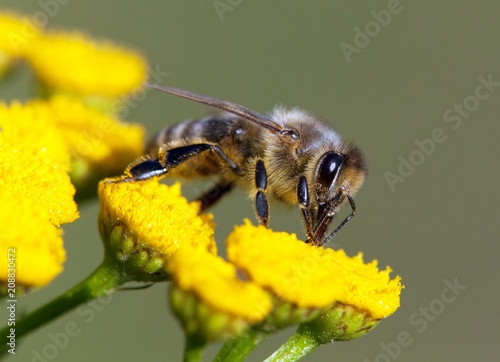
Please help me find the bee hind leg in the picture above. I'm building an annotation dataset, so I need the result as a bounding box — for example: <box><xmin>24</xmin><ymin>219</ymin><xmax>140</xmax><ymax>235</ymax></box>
<box><xmin>194</xmin><ymin>181</ymin><xmax>234</xmax><ymax>212</ymax></box>
<box><xmin>127</xmin><ymin>158</ymin><xmax>168</xmax><ymax>181</ymax></box>
<box><xmin>124</xmin><ymin>143</ymin><xmax>244</xmax><ymax>182</ymax></box>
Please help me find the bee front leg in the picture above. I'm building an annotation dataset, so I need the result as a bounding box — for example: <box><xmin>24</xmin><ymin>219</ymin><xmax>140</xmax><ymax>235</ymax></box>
<box><xmin>254</xmin><ymin>159</ymin><xmax>270</xmax><ymax>226</ymax></box>
<box><xmin>297</xmin><ymin>176</ymin><xmax>318</xmax><ymax>244</ymax></box>
<box><xmin>318</xmin><ymin>195</ymin><xmax>356</xmax><ymax>246</ymax></box>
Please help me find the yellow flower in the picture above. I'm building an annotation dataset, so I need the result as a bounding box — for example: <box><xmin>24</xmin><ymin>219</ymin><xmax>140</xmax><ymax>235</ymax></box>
<box><xmin>0</xmin><ymin>96</ymin><xmax>145</xmax><ymax>196</ymax></box>
<box><xmin>169</xmin><ymin>245</ymin><xmax>273</xmax><ymax>322</ymax></box>
<box><xmin>0</xmin><ymin>103</ymin><xmax>77</xmax><ymax>226</ymax></box>
<box><xmin>0</xmin><ymin>192</ymin><xmax>65</xmax><ymax>287</ymax></box>
<box><xmin>0</xmin><ymin>12</ymin><xmax>41</xmax><ymax>75</ymax></box>
<box><xmin>96</xmin><ymin>176</ymin><xmax>401</xmax><ymax>347</ymax></box>
<box><xmin>98</xmin><ymin>179</ymin><xmax>216</xmax><ymax>280</ymax></box>
<box><xmin>0</xmin><ymin>100</ymin><xmax>70</xmax><ymax>166</ymax></box>
<box><xmin>0</xmin><ymin>118</ymin><xmax>78</xmax><ymax>287</ymax></box>
<box><xmin>227</xmin><ymin>220</ymin><xmax>402</xmax><ymax>319</ymax></box>
<box><xmin>37</xmin><ymin>95</ymin><xmax>145</xmax><ymax>185</ymax></box>
<box><xmin>168</xmin><ymin>245</ymin><xmax>273</xmax><ymax>341</ymax></box>
<box><xmin>25</xmin><ymin>31</ymin><xmax>147</xmax><ymax>98</ymax></box>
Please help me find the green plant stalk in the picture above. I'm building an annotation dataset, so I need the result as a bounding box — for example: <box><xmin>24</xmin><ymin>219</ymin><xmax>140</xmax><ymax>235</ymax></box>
<box><xmin>0</xmin><ymin>256</ymin><xmax>125</xmax><ymax>355</ymax></box>
<box><xmin>214</xmin><ymin>328</ymin><xmax>268</xmax><ymax>362</ymax></box>
<box><xmin>264</xmin><ymin>323</ymin><xmax>321</xmax><ymax>362</ymax></box>
<box><xmin>183</xmin><ymin>337</ymin><xmax>206</xmax><ymax>362</ymax></box>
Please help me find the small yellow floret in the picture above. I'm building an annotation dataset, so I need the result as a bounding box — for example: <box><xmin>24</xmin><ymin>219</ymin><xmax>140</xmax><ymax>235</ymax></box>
<box><xmin>168</xmin><ymin>246</ymin><xmax>272</xmax><ymax>323</ymax></box>
<box><xmin>26</xmin><ymin>31</ymin><xmax>147</xmax><ymax>97</ymax></box>
<box><xmin>98</xmin><ymin>179</ymin><xmax>216</xmax><ymax>257</ymax></box>
<box><xmin>227</xmin><ymin>221</ymin><xmax>402</xmax><ymax>319</ymax></box>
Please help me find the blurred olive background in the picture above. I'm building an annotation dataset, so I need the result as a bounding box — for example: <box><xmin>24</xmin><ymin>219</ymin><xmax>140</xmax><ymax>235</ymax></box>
<box><xmin>1</xmin><ymin>1</ymin><xmax>499</xmax><ymax>361</ymax></box>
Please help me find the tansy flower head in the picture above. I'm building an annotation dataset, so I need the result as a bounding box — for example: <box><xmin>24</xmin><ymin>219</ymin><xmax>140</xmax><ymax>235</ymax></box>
<box><xmin>37</xmin><ymin>95</ymin><xmax>145</xmax><ymax>194</ymax></box>
<box><xmin>0</xmin><ymin>193</ymin><xmax>65</xmax><ymax>288</ymax></box>
<box><xmin>0</xmin><ymin>96</ymin><xmax>145</xmax><ymax>198</ymax></box>
<box><xmin>168</xmin><ymin>246</ymin><xmax>273</xmax><ymax>342</ymax></box>
<box><xmin>227</xmin><ymin>221</ymin><xmax>402</xmax><ymax>321</ymax></box>
<box><xmin>0</xmin><ymin>101</ymin><xmax>70</xmax><ymax>169</ymax></box>
<box><xmin>0</xmin><ymin>104</ymin><xmax>78</xmax><ymax>226</ymax></box>
<box><xmin>0</xmin><ymin>114</ymin><xmax>78</xmax><ymax>288</ymax></box>
<box><xmin>98</xmin><ymin>179</ymin><xmax>216</xmax><ymax>282</ymax></box>
<box><xmin>25</xmin><ymin>31</ymin><xmax>147</xmax><ymax>98</ymax></box>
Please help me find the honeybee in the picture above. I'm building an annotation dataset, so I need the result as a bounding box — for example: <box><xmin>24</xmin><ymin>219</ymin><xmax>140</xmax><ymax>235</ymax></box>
<box><xmin>123</xmin><ymin>84</ymin><xmax>367</xmax><ymax>246</ymax></box>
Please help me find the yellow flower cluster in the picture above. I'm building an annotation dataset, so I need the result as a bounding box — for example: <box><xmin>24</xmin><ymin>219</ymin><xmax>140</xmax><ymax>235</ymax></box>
<box><xmin>0</xmin><ymin>12</ymin><xmax>147</xmax><ymax>98</ymax></box>
<box><xmin>27</xmin><ymin>31</ymin><xmax>147</xmax><ymax>98</ymax></box>
<box><xmin>99</xmin><ymin>179</ymin><xmax>403</xmax><ymax>339</ymax></box>
<box><xmin>98</xmin><ymin>180</ymin><xmax>216</xmax><ymax>258</ymax></box>
<box><xmin>227</xmin><ymin>221</ymin><xmax>402</xmax><ymax>319</ymax></box>
<box><xmin>169</xmin><ymin>246</ymin><xmax>273</xmax><ymax>323</ymax></box>
<box><xmin>0</xmin><ymin>104</ymin><xmax>78</xmax><ymax>287</ymax></box>
<box><xmin>34</xmin><ymin>95</ymin><xmax>145</xmax><ymax>177</ymax></box>
<box><xmin>0</xmin><ymin>96</ymin><xmax>145</xmax><ymax>287</ymax></box>
<box><xmin>0</xmin><ymin>11</ymin><xmax>149</xmax><ymax>287</ymax></box>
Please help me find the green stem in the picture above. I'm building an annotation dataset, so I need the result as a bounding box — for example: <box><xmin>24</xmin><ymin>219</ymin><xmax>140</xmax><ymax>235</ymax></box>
<box><xmin>183</xmin><ymin>337</ymin><xmax>205</xmax><ymax>362</ymax></box>
<box><xmin>214</xmin><ymin>329</ymin><xmax>268</xmax><ymax>362</ymax></box>
<box><xmin>0</xmin><ymin>257</ymin><xmax>125</xmax><ymax>355</ymax></box>
<box><xmin>264</xmin><ymin>324</ymin><xmax>321</xmax><ymax>362</ymax></box>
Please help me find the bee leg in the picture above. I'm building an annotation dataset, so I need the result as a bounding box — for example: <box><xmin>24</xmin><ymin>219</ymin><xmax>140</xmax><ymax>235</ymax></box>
<box><xmin>254</xmin><ymin>159</ymin><xmax>269</xmax><ymax>226</ymax></box>
<box><xmin>127</xmin><ymin>158</ymin><xmax>168</xmax><ymax>181</ymax></box>
<box><xmin>318</xmin><ymin>195</ymin><xmax>356</xmax><ymax>246</ymax></box>
<box><xmin>194</xmin><ymin>181</ymin><xmax>234</xmax><ymax>212</ymax></box>
<box><xmin>297</xmin><ymin>176</ymin><xmax>318</xmax><ymax>244</ymax></box>
<box><xmin>126</xmin><ymin>143</ymin><xmax>244</xmax><ymax>181</ymax></box>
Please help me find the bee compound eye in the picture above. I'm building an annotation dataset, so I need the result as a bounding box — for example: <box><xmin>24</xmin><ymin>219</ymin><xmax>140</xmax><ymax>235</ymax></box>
<box><xmin>317</xmin><ymin>152</ymin><xmax>345</xmax><ymax>188</ymax></box>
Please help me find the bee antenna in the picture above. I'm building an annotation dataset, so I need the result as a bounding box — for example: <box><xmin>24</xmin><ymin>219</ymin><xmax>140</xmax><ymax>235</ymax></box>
<box><xmin>144</xmin><ymin>83</ymin><xmax>284</xmax><ymax>133</ymax></box>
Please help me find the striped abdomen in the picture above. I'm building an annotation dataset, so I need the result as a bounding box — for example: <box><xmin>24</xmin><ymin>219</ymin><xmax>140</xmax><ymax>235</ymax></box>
<box><xmin>146</xmin><ymin>113</ymin><xmax>264</xmax><ymax>179</ymax></box>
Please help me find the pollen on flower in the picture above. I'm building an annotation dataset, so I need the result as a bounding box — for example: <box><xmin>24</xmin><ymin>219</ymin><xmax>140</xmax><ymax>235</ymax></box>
<box><xmin>168</xmin><ymin>245</ymin><xmax>273</xmax><ymax>323</ymax></box>
<box><xmin>227</xmin><ymin>220</ymin><xmax>402</xmax><ymax>319</ymax></box>
<box><xmin>0</xmin><ymin>193</ymin><xmax>65</xmax><ymax>287</ymax></box>
<box><xmin>25</xmin><ymin>31</ymin><xmax>147</xmax><ymax>97</ymax></box>
<box><xmin>0</xmin><ymin>101</ymin><xmax>71</xmax><ymax>168</ymax></box>
<box><xmin>0</xmin><ymin>118</ymin><xmax>78</xmax><ymax>226</ymax></box>
<box><xmin>98</xmin><ymin>179</ymin><xmax>216</xmax><ymax>258</ymax></box>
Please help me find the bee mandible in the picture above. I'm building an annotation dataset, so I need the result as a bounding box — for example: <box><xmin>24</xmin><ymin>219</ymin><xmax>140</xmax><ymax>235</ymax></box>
<box><xmin>123</xmin><ymin>84</ymin><xmax>367</xmax><ymax>246</ymax></box>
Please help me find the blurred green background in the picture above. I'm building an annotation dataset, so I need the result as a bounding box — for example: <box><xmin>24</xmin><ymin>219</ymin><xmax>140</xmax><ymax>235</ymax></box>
<box><xmin>1</xmin><ymin>1</ymin><xmax>499</xmax><ymax>361</ymax></box>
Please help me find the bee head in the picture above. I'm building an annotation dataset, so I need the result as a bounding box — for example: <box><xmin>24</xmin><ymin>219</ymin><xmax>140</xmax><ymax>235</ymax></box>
<box><xmin>314</xmin><ymin>143</ymin><xmax>367</xmax><ymax>209</ymax></box>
